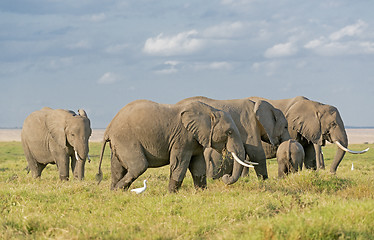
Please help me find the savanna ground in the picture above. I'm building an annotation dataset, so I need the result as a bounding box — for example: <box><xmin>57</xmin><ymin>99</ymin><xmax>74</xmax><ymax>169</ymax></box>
<box><xmin>1</xmin><ymin>142</ymin><xmax>374</xmax><ymax>239</ymax></box>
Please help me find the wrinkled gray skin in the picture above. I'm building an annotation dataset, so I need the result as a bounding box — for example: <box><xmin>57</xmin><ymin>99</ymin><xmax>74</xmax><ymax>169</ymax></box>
<box><xmin>250</xmin><ymin>96</ymin><xmax>361</xmax><ymax>173</ymax></box>
<box><xmin>177</xmin><ymin>96</ymin><xmax>290</xmax><ymax>183</ymax></box>
<box><xmin>96</xmin><ymin>100</ymin><xmax>246</xmax><ymax>193</ymax></box>
<box><xmin>21</xmin><ymin>107</ymin><xmax>91</xmax><ymax>180</ymax></box>
<box><xmin>276</xmin><ymin>139</ymin><xmax>304</xmax><ymax>178</ymax></box>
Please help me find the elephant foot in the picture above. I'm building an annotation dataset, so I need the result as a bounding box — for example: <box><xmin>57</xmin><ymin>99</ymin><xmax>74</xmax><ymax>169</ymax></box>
<box><xmin>241</xmin><ymin>167</ymin><xmax>249</xmax><ymax>177</ymax></box>
<box><xmin>168</xmin><ymin>179</ymin><xmax>183</xmax><ymax>193</ymax></box>
<box><xmin>59</xmin><ymin>175</ymin><xmax>69</xmax><ymax>181</ymax></box>
<box><xmin>257</xmin><ymin>173</ymin><xmax>268</xmax><ymax>180</ymax></box>
<box><xmin>192</xmin><ymin>175</ymin><xmax>207</xmax><ymax>190</ymax></box>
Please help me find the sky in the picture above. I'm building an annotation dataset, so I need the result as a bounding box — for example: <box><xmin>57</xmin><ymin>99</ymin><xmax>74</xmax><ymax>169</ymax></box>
<box><xmin>0</xmin><ymin>0</ymin><xmax>373</xmax><ymax>128</ymax></box>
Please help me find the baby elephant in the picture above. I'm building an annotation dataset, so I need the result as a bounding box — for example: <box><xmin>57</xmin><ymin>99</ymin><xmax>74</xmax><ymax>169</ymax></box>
<box><xmin>22</xmin><ymin>107</ymin><xmax>92</xmax><ymax>180</ymax></box>
<box><xmin>276</xmin><ymin>139</ymin><xmax>304</xmax><ymax>178</ymax></box>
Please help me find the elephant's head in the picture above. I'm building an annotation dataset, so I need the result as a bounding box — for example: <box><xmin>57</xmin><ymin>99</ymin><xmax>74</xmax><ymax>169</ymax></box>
<box><xmin>254</xmin><ymin>100</ymin><xmax>290</xmax><ymax>146</ymax></box>
<box><xmin>181</xmin><ymin>101</ymin><xmax>249</xmax><ymax>185</ymax></box>
<box><xmin>46</xmin><ymin>109</ymin><xmax>92</xmax><ymax>179</ymax></box>
<box><xmin>286</xmin><ymin>98</ymin><xmax>368</xmax><ymax>173</ymax></box>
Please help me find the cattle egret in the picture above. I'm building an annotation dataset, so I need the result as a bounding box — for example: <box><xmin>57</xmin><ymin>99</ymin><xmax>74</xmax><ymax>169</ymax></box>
<box><xmin>131</xmin><ymin>180</ymin><xmax>147</xmax><ymax>194</ymax></box>
<box><xmin>351</xmin><ymin>163</ymin><xmax>354</xmax><ymax>171</ymax></box>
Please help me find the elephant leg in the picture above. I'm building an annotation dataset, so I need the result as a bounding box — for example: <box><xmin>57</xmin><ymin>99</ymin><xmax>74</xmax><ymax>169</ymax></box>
<box><xmin>241</xmin><ymin>167</ymin><xmax>249</xmax><ymax>177</ymax></box>
<box><xmin>210</xmin><ymin>150</ymin><xmax>230</xmax><ymax>179</ymax></box>
<box><xmin>71</xmin><ymin>155</ymin><xmax>77</xmax><ymax>176</ymax></box>
<box><xmin>57</xmin><ymin>156</ymin><xmax>70</xmax><ymax>181</ymax></box>
<box><xmin>320</xmin><ymin>150</ymin><xmax>325</xmax><ymax>169</ymax></box>
<box><xmin>113</xmin><ymin>149</ymin><xmax>148</xmax><ymax>191</ymax></box>
<box><xmin>25</xmin><ymin>157</ymin><xmax>45</xmax><ymax>178</ymax></box>
<box><xmin>204</xmin><ymin>149</ymin><xmax>214</xmax><ymax>179</ymax></box>
<box><xmin>313</xmin><ymin>144</ymin><xmax>325</xmax><ymax>170</ymax></box>
<box><xmin>278</xmin><ymin>162</ymin><xmax>287</xmax><ymax>178</ymax></box>
<box><xmin>23</xmin><ymin>145</ymin><xmax>45</xmax><ymax>178</ymax></box>
<box><xmin>245</xmin><ymin>144</ymin><xmax>268</xmax><ymax>180</ymax></box>
<box><xmin>169</xmin><ymin>150</ymin><xmax>192</xmax><ymax>193</ymax></box>
<box><xmin>189</xmin><ymin>155</ymin><xmax>207</xmax><ymax>190</ymax></box>
<box><xmin>303</xmin><ymin>144</ymin><xmax>317</xmax><ymax>170</ymax></box>
<box><xmin>110</xmin><ymin>153</ymin><xmax>127</xmax><ymax>190</ymax></box>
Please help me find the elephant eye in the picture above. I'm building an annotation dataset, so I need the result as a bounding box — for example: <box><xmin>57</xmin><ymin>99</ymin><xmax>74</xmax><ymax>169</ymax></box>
<box><xmin>226</xmin><ymin>130</ymin><xmax>233</xmax><ymax>136</ymax></box>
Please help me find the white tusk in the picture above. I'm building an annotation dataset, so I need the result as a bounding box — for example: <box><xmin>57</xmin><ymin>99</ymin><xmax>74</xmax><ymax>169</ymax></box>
<box><xmin>75</xmin><ymin>151</ymin><xmax>81</xmax><ymax>161</ymax></box>
<box><xmin>335</xmin><ymin>141</ymin><xmax>369</xmax><ymax>154</ymax></box>
<box><xmin>231</xmin><ymin>152</ymin><xmax>257</xmax><ymax>168</ymax></box>
<box><xmin>243</xmin><ymin>159</ymin><xmax>259</xmax><ymax>166</ymax></box>
<box><xmin>88</xmin><ymin>154</ymin><xmax>91</xmax><ymax>163</ymax></box>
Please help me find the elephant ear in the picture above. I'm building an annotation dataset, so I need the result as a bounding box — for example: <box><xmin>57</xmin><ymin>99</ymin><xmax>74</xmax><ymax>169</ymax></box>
<box><xmin>254</xmin><ymin>100</ymin><xmax>277</xmax><ymax>145</ymax></box>
<box><xmin>181</xmin><ymin>101</ymin><xmax>215</xmax><ymax>148</ymax></box>
<box><xmin>273</xmin><ymin>108</ymin><xmax>288</xmax><ymax>133</ymax></box>
<box><xmin>46</xmin><ymin>109</ymin><xmax>68</xmax><ymax>148</ymax></box>
<box><xmin>286</xmin><ymin>101</ymin><xmax>322</xmax><ymax>145</ymax></box>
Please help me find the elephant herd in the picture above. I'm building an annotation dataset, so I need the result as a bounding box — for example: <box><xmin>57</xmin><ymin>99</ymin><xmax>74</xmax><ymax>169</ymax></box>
<box><xmin>21</xmin><ymin>96</ymin><xmax>369</xmax><ymax>193</ymax></box>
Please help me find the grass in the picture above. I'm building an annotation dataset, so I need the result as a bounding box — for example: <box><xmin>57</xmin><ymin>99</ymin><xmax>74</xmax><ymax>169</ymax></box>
<box><xmin>1</xmin><ymin>142</ymin><xmax>374</xmax><ymax>239</ymax></box>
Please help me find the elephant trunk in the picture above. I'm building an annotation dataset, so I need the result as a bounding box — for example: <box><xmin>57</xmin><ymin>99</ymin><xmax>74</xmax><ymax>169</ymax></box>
<box><xmin>73</xmin><ymin>142</ymin><xmax>89</xmax><ymax>180</ymax></box>
<box><xmin>330</xmin><ymin>132</ymin><xmax>369</xmax><ymax>173</ymax></box>
<box><xmin>329</xmin><ymin>129</ymin><xmax>348</xmax><ymax>174</ymax></box>
<box><xmin>74</xmin><ymin>158</ymin><xmax>86</xmax><ymax>180</ymax></box>
<box><xmin>222</xmin><ymin>136</ymin><xmax>249</xmax><ymax>185</ymax></box>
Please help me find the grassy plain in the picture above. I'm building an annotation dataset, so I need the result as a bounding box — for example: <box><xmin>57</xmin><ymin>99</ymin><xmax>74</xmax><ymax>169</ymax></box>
<box><xmin>0</xmin><ymin>142</ymin><xmax>374</xmax><ymax>239</ymax></box>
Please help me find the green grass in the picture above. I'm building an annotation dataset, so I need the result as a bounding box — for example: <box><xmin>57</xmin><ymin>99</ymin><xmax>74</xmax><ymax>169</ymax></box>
<box><xmin>1</xmin><ymin>142</ymin><xmax>374</xmax><ymax>239</ymax></box>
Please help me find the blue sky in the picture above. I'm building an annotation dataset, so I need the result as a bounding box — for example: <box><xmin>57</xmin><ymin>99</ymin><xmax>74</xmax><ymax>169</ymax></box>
<box><xmin>1</xmin><ymin>0</ymin><xmax>373</xmax><ymax>128</ymax></box>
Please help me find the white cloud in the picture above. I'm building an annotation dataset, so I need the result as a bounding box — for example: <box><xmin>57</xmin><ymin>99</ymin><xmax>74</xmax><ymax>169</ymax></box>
<box><xmin>304</xmin><ymin>20</ymin><xmax>374</xmax><ymax>56</ymax></box>
<box><xmin>203</xmin><ymin>21</ymin><xmax>245</xmax><ymax>38</ymax></box>
<box><xmin>304</xmin><ymin>37</ymin><xmax>325</xmax><ymax>49</ymax></box>
<box><xmin>97</xmin><ymin>72</ymin><xmax>120</xmax><ymax>84</ymax></box>
<box><xmin>155</xmin><ymin>61</ymin><xmax>180</xmax><ymax>74</ymax></box>
<box><xmin>194</xmin><ymin>61</ymin><xmax>233</xmax><ymax>71</ymax></box>
<box><xmin>143</xmin><ymin>30</ymin><xmax>204</xmax><ymax>56</ymax></box>
<box><xmin>264</xmin><ymin>42</ymin><xmax>298</xmax><ymax>58</ymax></box>
<box><xmin>329</xmin><ymin>20</ymin><xmax>367</xmax><ymax>41</ymax></box>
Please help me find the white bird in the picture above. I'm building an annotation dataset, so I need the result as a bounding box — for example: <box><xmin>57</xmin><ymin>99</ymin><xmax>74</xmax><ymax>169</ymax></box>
<box><xmin>351</xmin><ymin>163</ymin><xmax>354</xmax><ymax>171</ymax></box>
<box><xmin>130</xmin><ymin>180</ymin><xmax>147</xmax><ymax>194</ymax></box>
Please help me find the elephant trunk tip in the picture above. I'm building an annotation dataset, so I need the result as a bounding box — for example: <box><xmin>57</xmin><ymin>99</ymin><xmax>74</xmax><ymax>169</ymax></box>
<box><xmin>222</xmin><ymin>174</ymin><xmax>235</xmax><ymax>185</ymax></box>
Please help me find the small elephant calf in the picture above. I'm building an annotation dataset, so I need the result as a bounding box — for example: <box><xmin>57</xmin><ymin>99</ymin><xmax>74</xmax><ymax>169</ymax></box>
<box><xmin>276</xmin><ymin>139</ymin><xmax>304</xmax><ymax>178</ymax></box>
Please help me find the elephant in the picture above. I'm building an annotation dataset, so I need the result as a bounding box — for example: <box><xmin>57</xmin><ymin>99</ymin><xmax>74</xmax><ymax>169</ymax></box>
<box><xmin>96</xmin><ymin>100</ymin><xmax>248</xmax><ymax>193</ymax></box>
<box><xmin>177</xmin><ymin>96</ymin><xmax>291</xmax><ymax>183</ymax></box>
<box><xmin>276</xmin><ymin>139</ymin><xmax>304</xmax><ymax>178</ymax></box>
<box><xmin>249</xmin><ymin>96</ymin><xmax>369</xmax><ymax>173</ymax></box>
<box><xmin>21</xmin><ymin>107</ymin><xmax>92</xmax><ymax>180</ymax></box>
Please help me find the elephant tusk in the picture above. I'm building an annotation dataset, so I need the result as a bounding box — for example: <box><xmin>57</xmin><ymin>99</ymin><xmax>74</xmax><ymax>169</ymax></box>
<box><xmin>88</xmin><ymin>154</ymin><xmax>91</xmax><ymax>163</ymax></box>
<box><xmin>335</xmin><ymin>141</ymin><xmax>369</xmax><ymax>154</ymax></box>
<box><xmin>75</xmin><ymin>151</ymin><xmax>82</xmax><ymax>161</ymax></box>
<box><xmin>231</xmin><ymin>152</ymin><xmax>257</xmax><ymax>168</ymax></box>
<box><xmin>243</xmin><ymin>159</ymin><xmax>259</xmax><ymax>166</ymax></box>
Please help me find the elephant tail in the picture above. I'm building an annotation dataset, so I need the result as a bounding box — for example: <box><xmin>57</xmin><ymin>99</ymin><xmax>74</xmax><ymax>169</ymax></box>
<box><xmin>287</xmin><ymin>140</ymin><xmax>292</xmax><ymax>161</ymax></box>
<box><xmin>96</xmin><ymin>136</ymin><xmax>110</xmax><ymax>185</ymax></box>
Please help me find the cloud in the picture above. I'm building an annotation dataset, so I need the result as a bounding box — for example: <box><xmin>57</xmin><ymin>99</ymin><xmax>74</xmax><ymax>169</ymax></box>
<box><xmin>329</xmin><ymin>20</ymin><xmax>367</xmax><ymax>41</ymax></box>
<box><xmin>143</xmin><ymin>30</ymin><xmax>204</xmax><ymax>56</ymax></box>
<box><xmin>97</xmin><ymin>72</ymin><xmax>120</xmax><ymax>84</ymax></box>
<box><xmin>194</xmin><ymin>61</ymin><xmax>233</xmax><ymax>71</ymax></box>
<box><xmin>154</xmin><ymin>61</ymin><xmax>180</xmax><ymax>74</ymax></box>
<box><xmin>203</xmin><ymin>21</ymin><xmax>246</xmax><ymax>38</ymax></box>
<box><xmin>304</xmin><ymin>20</ymin><xmax>374</xmax><ymax>56</ymax></box>
<box><xmin>264</xmin><ymin>42</ymin><xmax>298</xmax><ymax>58</ymax></box>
